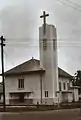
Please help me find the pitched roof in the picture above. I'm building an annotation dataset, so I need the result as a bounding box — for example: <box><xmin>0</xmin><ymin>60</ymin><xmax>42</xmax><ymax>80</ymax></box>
<box><xmin>5</xmin><ymin>59</ymin><xmax>72</xmax><ymax>78</ymax></box>
<box><xmin>58</xmin><ymin>67</ymin><xmax>72</xmax><ymax>78</ymax></box>
<box><xmin>5</xmin><ymin>59</ymin><xmax>45</xmax><ymax>75</ymax></box>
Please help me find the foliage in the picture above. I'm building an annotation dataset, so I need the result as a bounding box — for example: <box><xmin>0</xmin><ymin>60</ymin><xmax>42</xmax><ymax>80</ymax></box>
<box><xmin>72</xmin><ymin>70</ymin><xmax>81</xmax><ymax>94</ymax></box>
<box><xmin>72</xmin><ymin>70</ymin><xmax>81</xmax><ymax>86</ymax></box>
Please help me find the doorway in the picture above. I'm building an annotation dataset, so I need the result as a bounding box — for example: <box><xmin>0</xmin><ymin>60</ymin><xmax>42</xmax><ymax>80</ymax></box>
<box><xmin>19</xmin><ymin>93</ymin><xmax>24</xmax><ymax>103</ymax></box>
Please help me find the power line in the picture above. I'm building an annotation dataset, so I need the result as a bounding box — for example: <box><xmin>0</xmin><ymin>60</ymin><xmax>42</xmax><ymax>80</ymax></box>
<box><xmin>4</xmin><ymin>41</ymin><xmax>81</xmax><ymax>45</ymax></box>
<box><xmin>57</xmin><ymin>0</ymin><xmax>81</xmax><ymax>11</ymax></box>
<box><xmin>64</xmin><ymin>0</ymin><xmax>81</xmax><ymax>8</ymax></box>
<box><xmin>3</xmin><ymin>40</ymin><xmax>81</xmax><ymax>46</ymax></box>
<box><xmin>2</xmin><ymin>37</ymin><xmax>81</xmax><ymax>47</ymax></box>
<box><xmin>4</xmin><ymin>38</ymin><xmax>81</xmax><ymax>41</ymax></box>
<box><xmin>56</xmin><ymin>0</ymin><xmax>81</xmax><ymax>12</ymax></box>
<box><xmin>3</xmin><ymin>44</ymin><xmax>81</xmax><ymax>47</ymax></box>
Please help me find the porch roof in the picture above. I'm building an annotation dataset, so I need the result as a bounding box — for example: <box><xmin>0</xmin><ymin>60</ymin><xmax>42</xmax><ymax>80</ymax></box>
<box><xmin>9</xmin><ymin>92</ymin><xmax>32</xmax><ymax>94</ymax></box>
<box><xmin>61</xmin><ymin>91</ymin><xmax>72</xmax><ymax>93</ymax></box>
<box><xmin>70</xmin><ymin>86</ymin><xmax>80</xmax><ymax>89</ymax></box>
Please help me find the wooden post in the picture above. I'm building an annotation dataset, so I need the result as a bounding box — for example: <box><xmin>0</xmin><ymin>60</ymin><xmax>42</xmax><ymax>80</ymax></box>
<box><xmin>0</xmin><ymin>36</ymin><xmax>6</xmax><ymax>111</ymax></box>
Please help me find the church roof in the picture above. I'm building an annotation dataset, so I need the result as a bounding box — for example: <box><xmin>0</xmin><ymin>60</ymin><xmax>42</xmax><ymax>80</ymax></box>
<box><xmin>5</xmin><ymin>59</ymin><xmax>72</xmax><ymax>78</ymax></box>
<box><xmin>5</xmin><ymin>59</ymin><xmax>45</xmax><ymax>76</ymax></box>
<box><xmin>58</xmin><ymin>67</ymin><xmax>72</xmax><ymax>78</ymax></box>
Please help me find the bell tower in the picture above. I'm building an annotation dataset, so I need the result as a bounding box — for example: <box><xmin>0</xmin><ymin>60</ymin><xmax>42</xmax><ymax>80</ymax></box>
<box><xmin>39</xmin><ymin>11</ymin><xmax>59</xmax><ymax>103</ymax></box>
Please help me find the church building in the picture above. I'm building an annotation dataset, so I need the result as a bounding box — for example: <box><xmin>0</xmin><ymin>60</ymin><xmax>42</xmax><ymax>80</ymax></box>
<box><xmin>4</xmin><ymin>11</ymin><xmax>79</xmax><ymax>105</ymax></box>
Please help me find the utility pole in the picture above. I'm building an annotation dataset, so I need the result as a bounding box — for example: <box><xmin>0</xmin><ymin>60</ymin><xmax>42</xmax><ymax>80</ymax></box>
<box><xmin>0</xmin><ymin>36</ymin><xmax>6</xmax><ymax>111</ymax></box>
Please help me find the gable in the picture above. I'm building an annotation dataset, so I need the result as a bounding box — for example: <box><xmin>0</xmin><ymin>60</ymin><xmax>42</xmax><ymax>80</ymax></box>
<box><xmin>58</xmin><ymin>67</ymin><xmax>72</xmax><ymax>78</ymax></box>
<box><xmin>5</xmin><ymin>59</ymin><xmax>45</xmax><ymax>75</ymax></box>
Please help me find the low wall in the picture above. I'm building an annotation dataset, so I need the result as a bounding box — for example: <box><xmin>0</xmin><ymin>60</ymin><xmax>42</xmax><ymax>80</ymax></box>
<box><xmin>8</xmin><ymin>98</ymin><xmax>59</xmax><ymax>105</ymax></box>
<box><xmin>9</xmin><ymin>99</ymin><xmax>33</xmax><ymax>105</ymax></box>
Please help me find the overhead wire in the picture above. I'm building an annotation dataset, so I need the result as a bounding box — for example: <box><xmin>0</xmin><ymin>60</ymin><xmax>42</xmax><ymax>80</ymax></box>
<box><xmin>4</xmin><ymin>37</ymin><xmax>81</xmax><ymax>41</ymax></box>
<box><xmin>56</xmin><ymin>0</ymin><xmax>81</xmax><ymax>12</ymax></box>
<box><xmin>1</xmin><ymin>0</ymin><xmax>81</xmax><ymax>47</ymax></box>
<box><xmin>64</xmin><ymin>0</ymin><xmax>81</xmax><ymax>8</ymax></box>
<box><xmin>2</xmin><ymin>0</ymin><xmax>81</xmax><ymax>47</ymax></box>
<box><xmin>0</xmin><ymin>37</ymin><xmax>80</xmax><ymax>47</ymax></box>
<box><xmin>3</xmin><ymin>42</ymin><xmax>81</xmax><ymax>47</ymax></box>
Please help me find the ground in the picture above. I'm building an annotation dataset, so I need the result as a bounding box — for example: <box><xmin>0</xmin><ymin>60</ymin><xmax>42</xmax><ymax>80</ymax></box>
<box><xmin>0</xmin><ymin>108</ymin><xmax>81</xmax><ymax>120</ymax></box>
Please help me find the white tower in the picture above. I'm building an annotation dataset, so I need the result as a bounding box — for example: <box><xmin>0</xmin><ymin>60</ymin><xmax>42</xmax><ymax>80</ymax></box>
<box><xmin>39</xmin><ymin>11</ymin><xmax>58</xmax><ymax>104</ymax></box>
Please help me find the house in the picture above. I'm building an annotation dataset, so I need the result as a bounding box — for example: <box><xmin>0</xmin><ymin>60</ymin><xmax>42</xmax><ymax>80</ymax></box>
<box><xmin>5</xmin><ymin>59</ymin><xmax>45</xmax><ymax>105</ymax></box>
<box><xmin>58</xmin><ymin>68</ymin><xmax>79</xmax><ymax>103</ymax></box>
<box><xmin>4</xmin><ymin>58</ymin><xmax>79</xmax><ymax>105</ymax></box>
<box><xmin>4</xmin><ymin>12</ymin><xmax>79</xmax><ymax>105</ymax></box>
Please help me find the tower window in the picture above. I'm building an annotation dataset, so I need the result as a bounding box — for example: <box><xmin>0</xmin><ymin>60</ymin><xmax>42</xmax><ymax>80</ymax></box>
<box><xmin>53</xmin><ymin>39</ymin><xmax>56</xmax><ymax>50</ymax></box>
<box><xmin>45</xmin><ymin>91</ymin><xmax>48</xmax><ymax>97</ymax></box>
<box><xmin>67</xmin><ymin>83</ymin><xmax>69</xmax><ymax>90</ymax></box>
<box><xmin>43</xmin><ymin>39</ymin><xmax>47</xmax><ymax>50</ymax></box>
<box><xmin>18</xmin><ymin>79</ymin><xmax>24</xmax><ymax>89</ymax></box>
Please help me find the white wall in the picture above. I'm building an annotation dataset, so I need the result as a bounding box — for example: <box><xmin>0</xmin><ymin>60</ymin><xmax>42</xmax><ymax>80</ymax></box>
<box><xmin>73</xmin><ymin>89</ymin><xmax>79</xmax><ymax>101</ymax></box>
<box><xmin>5</xmin><ymin>73</ymin><xmax>41</xmax><ymax>104</ymax></box>
<box><xmin>68</xmin><ymin>93</ymin><xmax>73</xmax><ymax>102</ymax></box>
<box><xmin>0</xmin><ymin>94</ymin><xmax>3</xmax><ymax>103</ymax></box>
<box><xmin>58</xmin><ymin>77</ymin><xmax>79</xmax><ymax>102</ymax></box>
<box><xmin>69</xmin><ymin>81</ymin><xmax>73</xmax><ymax>87</ymax></box>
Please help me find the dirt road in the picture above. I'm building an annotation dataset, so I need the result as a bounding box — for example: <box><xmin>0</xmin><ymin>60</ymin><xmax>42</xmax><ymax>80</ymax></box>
<box><xmin>0</xmin><ymin>108</ymin><xmax>81</xmax><ymax>120</ymax></box>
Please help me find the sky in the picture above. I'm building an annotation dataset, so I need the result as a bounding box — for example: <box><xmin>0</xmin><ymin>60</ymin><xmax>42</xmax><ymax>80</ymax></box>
<box><xmin>0</xmin><ymin>0</ymin><xmax>81</xmax><ymax>77</ymax></box>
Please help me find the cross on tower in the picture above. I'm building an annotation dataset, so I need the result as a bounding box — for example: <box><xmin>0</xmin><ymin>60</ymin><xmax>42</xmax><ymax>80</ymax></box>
<box><xmin>40</xmin><ymin>11</ymin><xmax>49</xmax><ymax>35</ymax></box>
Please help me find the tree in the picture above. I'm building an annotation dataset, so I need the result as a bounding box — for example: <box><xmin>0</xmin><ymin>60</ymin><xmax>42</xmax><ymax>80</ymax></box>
<box><xmin>72</xmin><ymin>70</ymin><xmax>81</xmax><ymax>94</ymax></box>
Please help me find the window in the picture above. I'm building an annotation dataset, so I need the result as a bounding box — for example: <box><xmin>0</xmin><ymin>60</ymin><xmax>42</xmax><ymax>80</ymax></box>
<box><xmin>45</xmin><ymin>91</ymin><xmax>48</xmax><ymax>97</ymax></box>
<box><xmin>63</xmin><ymin>82</ymin><xmax>66</xmax><ymax>90</ymax></box>
<box><xmin>53</xmin><ymin>39</ymin><xmax>56</xmax><ymax>50</ymax></box>
<box><xmin>59</xmin><ymin>82</ymin><xmax>61</xmax><ymax>91</ymax></box>
<box><xmin>18</xmin><ymin>79</ymin><xmax>24</xmax><ymax>89</ymax></box>
<box><xmin>43</xmin><ymin>39</ymin><xmax>47</xmax><ymax>50</ymax></box>
<box><xmin>0</xmin><ymin>95</ymin><xmax>1</xmax><ymax>100</ymax></box>
<box><xmin>67</xmin><ymin>83</ymin><xmax>69</xmax><ymax>90</ymax></box>
<box><xmin>55</xmin><ymin>92</ymin><xmax>57</xmax><ymax>97</ymax></box>
<box><xmin>10</xmin><ymin>93</ymin><xmax>12</xmax><ymax>97</ymax></box>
